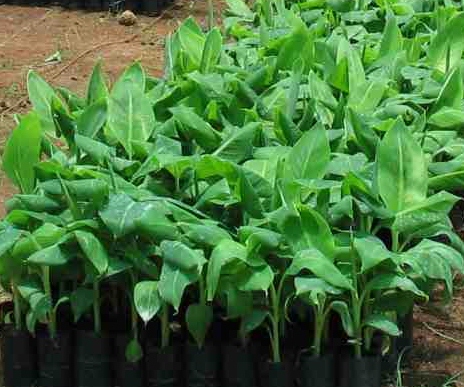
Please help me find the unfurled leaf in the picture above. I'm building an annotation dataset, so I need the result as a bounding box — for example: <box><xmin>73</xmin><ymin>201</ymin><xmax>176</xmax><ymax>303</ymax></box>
<box><xmin>3</xmin><ymin>112</ymin><xmax>42</xmax><ymax>194</ymax></box>
<box><xmin>364</xmin><ymin>314</ymin><xmax>401</xmax><ymax>337</ymax></box>
<box><xmin>28</xmin><ymin>244</ymin><xmax>68</xmax><ymax>266</ymax></box>
<box><xmin>87</xmin><ymin>61</ymin><xmax>108</xmax><ymax>105</ymax></box>
<box><xmin>186</xmin><ymin>303</ymin><xmax>213</xmax><ymax>348</ymax></box>
<box><xmin>377</xmin><ymin>119</ymin><xmax>427</xmax><ymax>212</ymax></box>
<box><xmin>75</xmin><ymin>230</ymin><xmax>109</xmax><ymax>274</ymax></box>
<box><xmin>200</xmin><ymin>28</ymin><xmax>222</xmax><ymax>74</ymax></box>
<box><xmin>134</xmin><ymin>281</ymin><xmax>161</xmax><ymax>324</ymax></box>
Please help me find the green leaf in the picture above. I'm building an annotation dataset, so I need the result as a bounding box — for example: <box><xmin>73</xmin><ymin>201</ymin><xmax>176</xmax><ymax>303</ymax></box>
<box><xmin>288</xmin><ymin>249</ymin><xmax>353</xmax><ymax>290</ymax></box>
<box><xmin>428</xmin><ymin>107</ymin><xmax>464</xmax><ymax>128</ymax></box>
<box><xmin>99</xmin><ymin>193</ymin><xmax>151</xmax><ymax>237</ymax></box>
<box><xmin>239</xmin><ymin>310</ymin><xmax>268</xmax><ymax>339</ymax></box>
<box><xmin>112</xmin><ymin>62</ymin><xmax>146</xmax><ymax>93</ymax></box>
<box><xmin>280</xmin><ymin>205</ymin><xmax>336</xmax><ymax>258</ymax></box>
<box><xmin>0</xmin><ymin>226</ymin><xmax>21</xmax><ymax>257</ymax></box>
<box><xmin>170</xmin><ymin>106</ymin><xmax>221</xmax><ymax>152</ymax></box>
<box><xmin>75</xmin><ymin>230</ymin><xmax>109</xmax><ymax>274</ymax></box>
<box><xmin>186</xmin><ymin>303</ymin><xmax>213</xmax><ymax>348</ymax></box>
<box><xmin>181</xmin><ymin>223</ymin><xmax>232</xmax><ymax>248</ymax></box>
<box><xmin>160</xmin><ymin>241</ymin><xmax>206</xmax><ymax>272</ymax></box>
<box><xmin>3</xmin><ymin>112</ymin><xmax>42</xmax><ymax>194</ymax></box>
<box><xmin>75</xmin><ymin>134</ymin><xmax>115</xmax><ymax>164</ymax></box>
<box><xmin>432</xmin><ymin>67</ymin><xmax>463</xmax><ymax>113</ymax></box>
<box><xmin>76</xmin><ymin>99</ymin><xmax>107</xmax><ymax>138</ymax></box>
<box><xmin>237</xmin><ymin>265</ymin><xmax>274</xmax><ymax>292</ymax></box>
<box><xmin>70</xmin><ymin>287</ymin><xmax>94</xmax><ymax>323</ymax></box>
<box><xmin>331</xmin><ymin>301</ymin><xmax>354</xmax><ymax>337</ymax></box>
<box><xmin>125</xmin><ymin>339</ymin><xmax>143</xmax><ymax>363</ymax></box>
<box><xmin>200</xmin><ymin>28</ymin><xmax>222</xmax><ymax>74</ymax></box>
<box><xmin>158</xmin><ymin>263</ymin><xmax>199</xmax><ymax>311</ymax></box>
<box><xmin>286</xmin><ymin>124</ymin><xmax>330</xmax><ymax>181</ymax></box>
<box><xmin>295</xmin><ymin>277</ymin><xmax>343</xmax><ymax>300</ymax></box>
<box><xmin>379</xmin><ymin>14</ymin><xmax>402</xmax><ymax>58</ymax></box>
<box><xmin>225</xmin><ymin>0</ymin><xmax>254</xmax><ymax>19</ymax></box>
<box><xmin>134</xmin><ymin>281</ymin><xmax>161</xmax><ymax>325</ymax></box>
<box><xmin>28</xmin><ymin>244</ymin><xmax>68</xmax><ymax>266</ymax></box>
<box><xmin>207</xmin><ymin>240</ymin><xmax>247</xmax><ymax>301</ymax></box>
<box><xmin>238</xmin><ymin>168</ymin><xmax>264</xmax><ymax>218</ymax></box>
<box><xmin>87</xmin><ymin>61</ymin><xmax>108</xmax><ymax>105</ymax></box>
<box><xmin>377</xmin><ymin>119</ymin><xmax>427</xmax><ymax>213</ymax></box>
<box><xmin>392</xmin><ymin>191</ymin><xmax>459</xmax><ymax>235</ymax></box>
<box><xmin>135</xmin><ymin>207</ymin><xmax>179</xmax><ymax>241</ymax></box>
<box><xmin>213</xmin><ymin>123</ymin><xmax>260</xmax><ymax>163</ymax></box>
<box><xmin>27</xmin><ymin>70</ymin><xmax>57</xmax><ymax>134</ymax></box>
<box><xmin>366</xmin><ymin>274</ymin><xmax>426</xmax><ymax>298</ymax></box>
<box><xmin>364</xmin><ymin>314</ymin><xmax>401</xmax><ymax>337</ymax></box>
<box><xmin>108</xmin><ymin>81</ymin><xmax>155</xmax><ymax>157</ymax></box>
<box><xmin>354</xmin><ymin>237</ymin><xmax>394</xmax><ymax>273</ymax></box>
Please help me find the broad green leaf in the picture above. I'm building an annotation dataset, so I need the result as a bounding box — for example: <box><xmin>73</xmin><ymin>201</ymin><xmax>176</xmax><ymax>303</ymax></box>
<box><xmin>377</xmin><ymin>119</ymin><xmax>427</xmax><ymax>212</ymax></box>
<box><xmin>3</xmin><ymin>112</ymin><xmax>42</xmax><ymax>194</ymax></box>
<box><xmin>213</xmin><ymin>123</ymin><xmax>260</xmax><ymax>163</ymax></box>
<box><xmin>364</xmin><ymin>314</ymin><xmax>401</xmax><ymax>337</ymax></box>
<box><xmin>237</xmin><ymin>265</ymin><xmax>274</xmax><ymax>292</ymax></box>
<box><xmin>379</xmin><ymin>14</ymin><xmax>402</xmax><ymax>58</ymax></box>
<box><xmin>75</xmin><ymin>134</ymin><xmax>115</xmax><ymax>164</ymax></box>
<box><xmin>13</xmin><ymin>223</ymin><xmax>66</xmax><ymax>258</ymax></box>
<box><xmin>177</xmin><ymin>18</ymin><xmax>205</xmax><ymax>68</ymax></box>
<box><xmin>75</xmin><ymin>230</ymin><xmax>109</xmax><ymax>274</ymax></box>
<box><xmin>170</xmin><ymin>106</ymin><xmax>221</xmax><ymax>152</ymax></box>
<box><xmin>354</xmin><ymin>237</ymin><xmax>394</xmax><ymax>273</ymax></box>
<box><xmin>158</xmin><ymin>263</ymin><xmax>199</xmax><ymax>311</ymax></box>
<box><xmin>27</xmin><ymin>70</ymin><xmax>57</xmax><ymax>134</ymax></box>
<box><xmin>286</xmin><ymin>124</ymin><xmax>330</xmax><ymax>181</ymax></box>
<box><xmin>70</xmin><ymin>287</ymin><xmax>94</xmax><ymax>322</ymax></box>
<box><xmin>181</xmin><ymin>223</ymin><xmax>232</xmax><ymax>248</ymax></box>
<box><xmin>392</xmin><ymin>191</ymin><xmax>459</xmax><ymax>235</ymax></box>
<box><xmin>76</xmin><ymin>99</ymin><xmax>107</xmax><ymax>138</ymax></box>
<box><xmin>0</xmin><ymin>226</ymin><xmax>21</xmax><ymax>257</ymax></box>
<box><xmin>428</xmin><ymin>107</ymin><xmax>464</xmax><ymax>128</ymax></box>
<box><xmin>346</xmin><ymin>109</ymin><xmax>379</xmax><ymax>160</ymax></box>
<box><xmin>126</xmin><ymin>339</ymin><xmax>143</xmax><ymax>363</ymax></box>
<box><xmin>99</xmin><ymin>193</ymin><xmax>152</xmax><ymax>237</ymax></box>
<box><xmin>160</xmin><ymin>241</ymin><xmax>206</xmax><ymax>272</ymax></box>
<box><xmin>331</xmin><ymin>301</ymin><xmax>354</xmax><ymax>337</ymax></box>
<box><xmin>108</xmin><ymin>81</ymin><xmax>155</xmax><ymax>157</ymax></box>
<box><xmin>238</xmin><ymin>169</ymin><xmax>264</xmax><ymax>218</ymax></box>
<box><xmin>87</xmin><ymin>61</ymin><xmax>108</xmax><ymax>105</ymax></box>
<box><xmin>239</xmin><ymin>309</ymin><xmax>268</xmax><ymax>338</ymax></box>
<box><xmin>134</xmin><ymin>281</ymin><xmax>161</xmax><ymax>324</ymax></box>
<box><xmin>207</xmin><ymin>240</ymin><xmax>247</xmax><ymax>301</ymax></box>
<box><xmin>432</xmin><ymin>67</ymin><xmax>463</xmax><ymax>113</ymax></box>
<box><xmin>288</xmin><ymin>249</ymin><xmax>353</xmax><ymax>290</ymax></box>
<box><xmin>135</xmin><ymin>207</ymin><xmax>179</xmax><ymax>241</ymax></box>
<box><xmin>366</xmin><ymin>274</ymin><xmax>426</xmax><ymax>298</ymax></box>
<box><xmin>186</xmin><ymin>303</ymin><xmax>213</xmax><ymax>348</ymax></box>
<box><xmin>280</xmin><ymin>205</ymin><xmax>336</xmax><ymax>258</ymax></box>
<box><xmin>225</xmin><ymin>0</ymin><xmax>254</xmax><ymax>19</ymax></box>
<box><xmin>28</xmin><ymin>244</ymin><xmax>68</xmax><ymax>266</ymax></box>
<box><xmin>200</xmin><ymin>28</ymin><xmax>222</xmax><ymax>73</ymax></box>
<box><xmin>112</xmin><ymin>62</ymin><xmax>146</xmax><ymax>93</ymax></box>
<box><xmin>295</xmin><ymin>277</ymin><xmax>343</xmax><ymax>299</ymax></box>
<box><xmin>16</xmin><ymin>195</ymin><xmax>60</xmax><ymax>213</ymax></box>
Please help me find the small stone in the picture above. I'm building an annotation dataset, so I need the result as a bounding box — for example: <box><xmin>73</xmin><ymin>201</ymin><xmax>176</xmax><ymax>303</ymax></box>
<box><xmin>0</xmin><ymin>100</ymin><xmax>8</xmax><ymax>109</ymax></box>
<box><xmin>118</xmin><ymin>10</ymin><xmax>137</xmax><ymax>26</ymax></box>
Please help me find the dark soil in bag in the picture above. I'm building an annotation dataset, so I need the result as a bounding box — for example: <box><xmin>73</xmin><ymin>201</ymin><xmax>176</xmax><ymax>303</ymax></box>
<box><xmin>259</xmin><ymin>361</ymin><xmax>293</xmax><ymax>387</ymax></box>
<box><xmin>222</xmin><ymin>344</ymin><xmax>258</xmax><ymax>387</ymax></box>
<box><xmin>185</xmin><ymin>343</ymin><xmax>220</xmax><ymax>387</ymax></box>
<box><xmin>75</xmin><ymin>330</ymin><xmax>112</xmax><ymax>387</ymax></box>
<box><xmin>37</xmin><ymin>330</ymin><xmax>73</xmax><ymax>387</ymax></box>
<box><xmin>114</xmin><ymin>333</ymin><xmax>144</xmax><ymax>387</ymax></box>
<box><xmin>397</xmin><ymin>310</ymin><xmax>414</xmax><ymax>353</ymax></box>
<box><xmin>339</xmin><ymin>355</ymin><xmax>382</xmax><ymax>387</ymax></box>
<box><xmin>2</xmin><ymin>326</ymin><xmax>37</xmax><ymax>387</ymax></box>
<box><xmin>297</xmin><ymin>354</ymin><xmax>335</xmax><ymax>387</ymax></box>
<box><xmin>146</xmin><ymin>343</ymin><xmax>182</xmax><ymax>387</ymax></box>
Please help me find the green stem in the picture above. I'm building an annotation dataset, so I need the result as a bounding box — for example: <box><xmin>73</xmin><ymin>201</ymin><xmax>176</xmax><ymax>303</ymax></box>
<box><xmin>207</xmin><ymin>0</ymin><xmax>215</xmax><ymax>30</ymax></box>
<box><xmin>42</xmin><ymin>266</ymin><xmax>56</xmax><ymax>338</ymax></box>
<box><xmin>313</xmin><ymin>308</ymin><xmax>323</xmax><ymax>358</ymax></box>
<box><xmin>93</xmin><ymin>281</ymin><xmax>101</xmax><ymax>335</ymax></box>
<box><xmin>160</xmin><ymin>303</ymin><xmax>170</xmax><ymax>349</ymax></box>
<box><xmin>131</xmin><ymin>298</ymin><xmax>138</xmax><ymax>339</ymax></box>
<box><xmin>12</xmin><ymin>282</ymin><xmax>22</xmax><ymax>331</ymax></box>
<box><xmin>269</xmin><ymin>283</ymin><xmax>281</xmax><ymax>363</ymax></box>
<box><xmin>199</xmin><ymin>273</ymin><xmax>206</xmax><ymax>306</ymax></box>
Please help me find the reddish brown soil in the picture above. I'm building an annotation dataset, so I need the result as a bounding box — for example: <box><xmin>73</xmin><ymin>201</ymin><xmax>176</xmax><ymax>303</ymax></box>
<box><xmin>0</xmin><ymin>3</ymin><xmax>463</xmax><ymax>386</ymax></box>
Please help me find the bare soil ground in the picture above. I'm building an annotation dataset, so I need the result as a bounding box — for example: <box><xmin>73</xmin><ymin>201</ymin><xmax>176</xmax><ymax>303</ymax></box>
<box><xmin>0</xmin><ymin>3</ymin><xmax>463</xmax><ymax>386</ymax></box>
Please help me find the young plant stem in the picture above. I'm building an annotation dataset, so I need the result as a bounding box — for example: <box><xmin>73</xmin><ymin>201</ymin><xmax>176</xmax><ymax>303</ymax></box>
<box><xmin>42</xmin><ymin>266</ymin><xmax>57</xmax><ymax>338</ymax></box>
<box><xmin>351</xmin><ymin>245</ymin><xmax>362</xmax><ymax>359</ymax></box>
<box><xmin>199</xmin><ymin>273</ymin><xmax>206</xmax><ymax>306</ymax></box>
<box><xmin>207</xmin><ymin>0</ymin><xmax>215</xmax><ymax>30</ymax></box>
<box><xmin>313</xmin><ymin>308</ymin><xmax>324</xmax><ymax>358</ymax></box>
<box><xmin>269</xmin><ymin>283</ymin><xmax>281</xmax><ymax>363</ymax></box>
<box><xmin>12</xmin><ymin>281</ymin><xmax>22</xmax><ymax>331</ymax></box>
<box><xmin>160</xmin><ymin>302</ymin><xmax>170</xmax><ymax>349</ymax></box>
<box><xmin>131</xmin><ymin>299</ymin><xmax>138</xmax><ymax>340</ymax></box>
<box><xmin>93</xmin><ymin>281</ymin><xmax>101</xmax><ymax>335</ymax></box>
